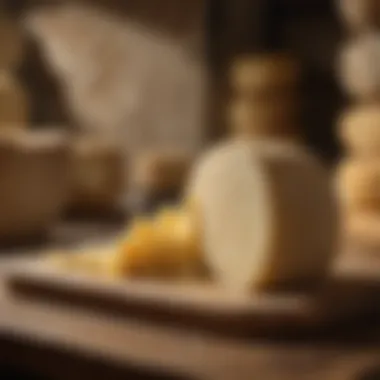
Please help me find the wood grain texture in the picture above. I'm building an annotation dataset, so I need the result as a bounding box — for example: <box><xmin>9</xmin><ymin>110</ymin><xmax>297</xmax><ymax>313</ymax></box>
<box><xmin>1</xmin><ymin>280</ymin><xmax>380</xmax><ymax>380</ymax></box>
<box><xmin>0</xmin><ymin>223</ymin><xmax>380</xmax><ymax>379</ymax></box>
<box><xmin>3</xmin><ymin>250</ymin><xmax>380</xmax><ymax>340</ymax></box>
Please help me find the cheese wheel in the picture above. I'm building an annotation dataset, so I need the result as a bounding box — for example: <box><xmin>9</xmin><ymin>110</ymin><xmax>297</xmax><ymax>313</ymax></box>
<box><xmin>339</xmin><ymin>35</ymin><xmax>380</xmax><ymax>100</ymax></box>
<box><xmin>338</xmin><ymin>104</ymin><xmax>380</xmax><ymax>155</ymax></box>
<box><xmin>186</xmin><ymin>139</ymin><xmax>338</xmax><ymax>292</ymax></box>
<box><xmin>229</xmin><ymin>97</ymin><xmax>298</xmax><ymax>139</ymax></box>
<box><xmin>337</xmin><ymin>0</ymin><xmax>380</xmax><ymax>31</ymax></box>
<box><xmin>336</xmin><ymin>159</ymin><xmax>380</xmax><ymax>213</ymax></box>
<box><xmin>70</xmin><ymin>136</ymin><xmax>125</xmax><ymax>213</ymax></box>
<box><xmin>133</xmin><ymin>150</ymin><xmax>193</xmax><ymax>196</ymax></box>
<box><xmin>230</xmin><ymin>54</ymin><xmax>300</xmax><ymax>93</ymax></box>
<box><xmin>0</xmin><ymin>72</ymin><xmax>28</xmax><ymax>126</ymax></box>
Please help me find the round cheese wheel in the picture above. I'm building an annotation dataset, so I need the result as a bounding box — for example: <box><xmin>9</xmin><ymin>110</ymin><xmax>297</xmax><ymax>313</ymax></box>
<box><xmin>337</xmin><ymin>0</ymin><xmax>380</xmax><ymax>31</ymax></box>
<box><xmin>339</xmin><ymin>35</ymin><xmax>380</xmax><ymax>100</ymax></box>
<box><xmin>230</xmin><ymin>54</ymin><xmax>300</xmax><ymax>93</ymax></box>
<box><xmin>229</xmin><ymin>97</ymin><xmax>298</xmax><ymax>140</ymax></box>
<box><xmin>186</xmin><ymin>139</ymin><xmax>338</xmax><ymax>292</ymax></box>
<box><xmin>0</xmin><ymin>72</ymin><xmax>28</xmax><ymax>126</ymax></box>
<box><xmin>336</xmin><ymin>159</ymin><xmax>380</xmax><ymax>213</ymax></box>
<box><xmin>338</xmin><ymin>104</ymin><xmax>380</xmax><ymax>155</ymax></box>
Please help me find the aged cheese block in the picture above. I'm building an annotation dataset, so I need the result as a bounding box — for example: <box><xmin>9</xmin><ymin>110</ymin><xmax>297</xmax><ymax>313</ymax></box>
<box><xmin>111</xmin><ymin>205</ymin><xmax>203</xmax><ymax>278</ymax></box>
<box><xmin>0</xmin><ymin>130</ymin><xmax>70</xmax><ymax>240</ymax></box>
<box><xmin>229</xmin><ymin>97</ymin><xmax>298</xmax><ymax>140</ymax></box>
<box><xmin>186</xmin><ymin>139</ymin><xmax>338</xmax><ymax>292</ymax></box>
<box><xmin>338</xmin><ymin>104</ymin><xmax>380</xmax><ymax>156</ymax></box>
<box><xmin>336</xmin><ymin>159</ymin><xmax>380</xmax><ymax>213</ymax></box>
<box><xmin>337</xmin><ymin>0</ymin><xmax>380</xmax><ymax>31</ymax></box>
<box><xmin>0</xmin><ymin>72</ymin><xmax>28</xmax><ymax>126</ymax></box>
<box><xmin>339</xmin><ymin>35</ymin><xmax>380</xmax><ymax>100</ymax></box>
<box><xmin>132</xmin><ymin>150</ymin><xmax>194</xmax><ymax>196</ymax></box>
<box><xmin>230</xmin><ymin>54</ymin><xmax>300</xmax><ymax>94</ymax></box>
<box><xmin>152</xmin><ymin>206</ymin><xmax>204</xmax><ymax>275</ymax></box>
<box><xmin>69</xmin><ymin>136</ymin><xmax>125</xmax><ymax>214</ymax></box>
<box><xmin>111</xmin><ymin>218</ymin><xmax>160</xmax><ymax>277</ymax></box>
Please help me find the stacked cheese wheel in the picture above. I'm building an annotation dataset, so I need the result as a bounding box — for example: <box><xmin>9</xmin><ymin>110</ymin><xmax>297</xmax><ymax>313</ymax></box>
<box><xmin>336</xmin><ymin>0</ymin><xmax>380</xmax><ymax>242</ymax></box>
<box><xmin>229</xmin><ymin>54</ymin><xmax>300</xmax><ymax>141</ymax></box>
<box><xmin>0</xmin><ymin>14</ymin><xmax>28</xmax><ymax>128</ymax></box>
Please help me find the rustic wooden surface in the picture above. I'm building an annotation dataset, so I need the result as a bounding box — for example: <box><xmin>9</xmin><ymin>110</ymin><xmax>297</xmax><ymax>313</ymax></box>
<box><xmin>0</xmin><ymin>222</ymin><xmax>378</xmax><ymax>379</ymax></box>
<box><xmin>4</xmin><ymin>251</ymin><xmax>380</xmax><ymax>340</ymax></box>
<box><xmin>1</xmin><ymin>283</ymin><xmax>380</xmax><ymax>380</ymax></box>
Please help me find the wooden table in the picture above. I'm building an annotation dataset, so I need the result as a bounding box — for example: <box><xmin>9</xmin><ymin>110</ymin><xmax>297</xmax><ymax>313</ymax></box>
<box><xmin>0</xmin><ymin>222</ymin><xmax>380</xmax><ymax>380</ymax></box>
<box><xmin>1</xmin><ymin>289</ymin><xmax>380</xmax><ymax>380</ymax></box>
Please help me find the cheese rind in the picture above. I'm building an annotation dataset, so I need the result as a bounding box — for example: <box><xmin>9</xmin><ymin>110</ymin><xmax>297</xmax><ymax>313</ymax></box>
<box><xmin>187</xmin><ymin>140</ymin><xmax>338</xmax><ymax>292</ymax></box>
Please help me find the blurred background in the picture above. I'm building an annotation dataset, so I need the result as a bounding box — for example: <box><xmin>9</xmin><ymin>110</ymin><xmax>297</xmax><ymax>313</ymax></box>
<box><xmin>5</xmin><ymin>0</ymin><xmax>343</xmax><ymax>161</ymax></box>
<box><xmin>0</xmin><ymin>0</ymin><xmax>345</xmax><ymax>242</ymax></box>
<box><xmin>3</xmin><ymin>1</ymin><xmax>379</xmax><ymax>380</ymax></box>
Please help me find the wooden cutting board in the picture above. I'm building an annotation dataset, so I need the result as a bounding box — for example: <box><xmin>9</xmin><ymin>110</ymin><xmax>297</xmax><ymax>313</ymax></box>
<box><xmin>3</xmin><ymin>249</ymin><xmax>380</xmax><ymax>338</ymax></box>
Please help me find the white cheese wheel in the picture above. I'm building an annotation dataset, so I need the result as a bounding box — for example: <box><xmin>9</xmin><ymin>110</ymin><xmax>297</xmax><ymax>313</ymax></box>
<box><xmin>339</xmin><ymin>35</ymin><xmax>380</xmax><ymax>100</ymax></box>
<box><xmin>338</xmin><ymin>104</ymin><xmax>380</xmax><ymax>156</ymax></box>
<box><xmin>336</xmin><ymin>159</ymin><xmax>380</xmax><ymax>213</ymax></box>
<box><xmin>186</xmin><ymin>139</ymin><xmax>338</xmax><ymax>292</ymax></box>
